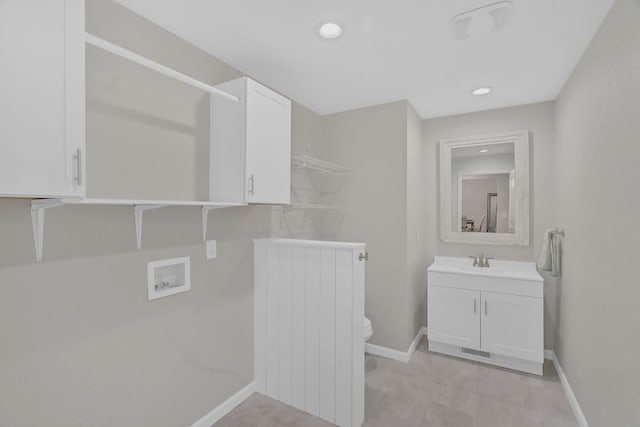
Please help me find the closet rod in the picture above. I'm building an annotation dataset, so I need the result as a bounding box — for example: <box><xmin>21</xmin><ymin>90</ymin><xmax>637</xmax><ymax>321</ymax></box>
<box><xmin>85</xmin><ymin>32</ymin><xmax>240</xmax><ymax>103</ymax></box>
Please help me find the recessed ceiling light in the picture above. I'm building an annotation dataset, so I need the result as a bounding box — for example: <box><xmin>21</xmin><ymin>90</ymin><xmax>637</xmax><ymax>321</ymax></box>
<box><xmin>472</xmin><ymin>87</ymin><xmax>493</xmax><ymax>95</ymax></box>
<box><xmin>318</xmin><ymin>22</ymin><xmax>343</xmax><ymax>39</ymax></box>
<box><xmin>479</xmin><ymin>149</ymin><xmax>490</xmax><ymax>153</ymax></box>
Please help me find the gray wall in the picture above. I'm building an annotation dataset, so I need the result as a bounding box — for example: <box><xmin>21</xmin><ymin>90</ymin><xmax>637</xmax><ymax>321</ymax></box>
<box><xmin>0</xmin><ymin>1</ymin><xmax>321</xmax><ymax>426</ymax></box>
<box><xmin>319</xmin><ymin>101</ymin><xmax>414</xmax><ymax>351</ymax></box>
<box><xmin>0</xmin><ymin>202</ymin><xmax>264</xmax><ymax>427</ymax></box>
<box><xmin>554</xmin><ymin>0</ymin><xmax>640</xmax><ymax>425</ymax></box>
<box><xmin>316</xmin><ymin>101</ymin><xmax>427</xmax><ymax>351</ymax></box>
<box><xmin>423</xmin><ymin>101</ymin><xmax>558</xmax><ymax>348</ymax></box>
<box><xmin>406</xmin><ymin>104</ymin><xmax>428</xmax><ymax>343</ymax></box>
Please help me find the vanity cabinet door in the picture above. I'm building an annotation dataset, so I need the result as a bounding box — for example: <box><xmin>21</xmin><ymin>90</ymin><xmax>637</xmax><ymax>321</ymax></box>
<box><xmin>480</xmin><ymin>292</ymin><xmax>543</xmax><ymax>362</ymax></box>
<box><xmin>428</xmin><ymin>285</ymin><xmax>480</xmax><ymax>349</ymax></box>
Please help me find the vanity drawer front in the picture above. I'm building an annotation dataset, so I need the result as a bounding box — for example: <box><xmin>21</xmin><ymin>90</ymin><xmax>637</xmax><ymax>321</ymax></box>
<box><xmin>428</xmin><ymin>272</ymin><xmax>543</xmax><ymax>298</ymax></box>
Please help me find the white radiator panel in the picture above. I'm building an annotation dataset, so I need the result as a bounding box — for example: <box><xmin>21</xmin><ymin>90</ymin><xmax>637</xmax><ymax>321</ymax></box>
<box><xmin>254</xmin><ymin>239</ymin><xmax>366</xmax><ymax>427</ymax></box>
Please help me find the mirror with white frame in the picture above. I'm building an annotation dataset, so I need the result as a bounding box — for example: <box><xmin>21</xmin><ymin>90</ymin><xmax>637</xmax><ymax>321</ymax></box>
<box><xmin>440</xmin><ymin>131</ymin><xmax>530</xmax><ymax>245</ymax></box>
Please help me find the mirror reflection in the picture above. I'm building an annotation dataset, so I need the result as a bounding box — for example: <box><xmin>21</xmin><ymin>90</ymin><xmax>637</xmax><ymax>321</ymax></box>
<box><xmin>451</xmin><ymin>142</ymin><xmax>515</xmax><ymax>233</ymax></box>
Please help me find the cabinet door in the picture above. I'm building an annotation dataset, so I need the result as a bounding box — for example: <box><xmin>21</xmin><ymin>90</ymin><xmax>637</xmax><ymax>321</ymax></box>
<box><xmin>0</xmin><ymin>0</ymin><xmax>85</xmax><ymax>198</ymax></box>
<box><xmin>245</xmin><ymin>79</ymin><xmax>291</xmax><ymax>204</ymax></box>
<box><xmin>480</xmin><ymin>292</ymin><xmax>543</xmax><ymax>362</ymax></box>
<box><xmin>428</xmin><ymin>285</ymin><xmax>480</xmax><ymax>349</ymax></box>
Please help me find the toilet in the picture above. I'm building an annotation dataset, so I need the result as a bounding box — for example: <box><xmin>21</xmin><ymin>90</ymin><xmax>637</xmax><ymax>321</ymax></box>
<box><xmin>364</xmin><ymin>317</ymin><xmax>373</xmax><ymax>341</ymax></box>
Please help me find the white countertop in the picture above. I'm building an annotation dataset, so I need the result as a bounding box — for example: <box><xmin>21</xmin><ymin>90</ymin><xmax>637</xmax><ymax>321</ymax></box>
<box><xmin>428</xmin><ymin>256</ymin><xmax>543</xmax><ymax>282</ymax></box>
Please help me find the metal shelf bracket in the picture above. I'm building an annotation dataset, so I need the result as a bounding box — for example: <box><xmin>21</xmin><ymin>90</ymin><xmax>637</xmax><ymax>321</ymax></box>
<box><xmin>201</xmin><ymin>206</ymin><xmax>228</xmax><ymax>242</ymax></box>
<box><xmin>134</xmin><ymin>205</ymin><xmax>167</xmax><ymax>250</ymax></box>
<box><xmin>31</xmin><ymin>200</ymin><xmax>65</xmax><ymax>262</ymax></box>
<box><xmin>29</xmin><ymin>199</ymin><xmax>244</xmax><ymax>260</ymax></box>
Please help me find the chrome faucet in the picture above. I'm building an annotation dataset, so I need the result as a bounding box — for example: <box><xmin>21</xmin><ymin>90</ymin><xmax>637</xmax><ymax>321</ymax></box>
<box><xmin>470</xmin><ymin>254</ymin><xmax>494</xmax><ymax>268</ymax></box>
<box><xmin>480</xmin><ymin>254</ymin><xmax>488</xmax><ymax>267</ymax></box>
<box><xmin>479</xmin><ymin>254</ymin><xmax>494</xmax><ymax>267</ymax></box>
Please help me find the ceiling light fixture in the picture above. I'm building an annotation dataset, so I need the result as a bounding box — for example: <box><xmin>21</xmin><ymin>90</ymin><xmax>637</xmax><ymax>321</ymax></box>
<box><xmin>472</xmin><ymin>87</ymin><xmax>493</xmax><ymax>95</ymax></box>
<box><xmin>318</xmin><ymin>22</ymin><xmax>343</xmax><ymax>39</ymax></box>
<box><xmin>450</xmin><ymin>1</ymin><xmax>513</xmax><ymax>40</ymax></box>
<box><xmin>479</xmin><ymin>149</ymin><xmax>490</xmax><ymax>153</ymax></box>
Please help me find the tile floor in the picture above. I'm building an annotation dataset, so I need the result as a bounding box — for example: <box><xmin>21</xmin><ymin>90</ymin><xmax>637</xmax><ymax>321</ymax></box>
<box><xmin>215</xmin><ymin>337</ymin><xmax>578</xmax><ymax>427</ymax></box>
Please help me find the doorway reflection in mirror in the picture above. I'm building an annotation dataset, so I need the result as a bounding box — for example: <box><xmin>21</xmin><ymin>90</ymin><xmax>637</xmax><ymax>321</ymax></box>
<box><xmin>451</xmin><ymin>142</ymin><xmax>515</xmax><ymax>234</ymax></box>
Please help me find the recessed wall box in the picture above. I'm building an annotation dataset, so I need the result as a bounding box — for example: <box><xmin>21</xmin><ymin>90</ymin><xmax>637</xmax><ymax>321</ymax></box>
<box><xmin>148</xmin><ymin>257</ymin><xmax>191</xmax><ymax>300</ymax></box>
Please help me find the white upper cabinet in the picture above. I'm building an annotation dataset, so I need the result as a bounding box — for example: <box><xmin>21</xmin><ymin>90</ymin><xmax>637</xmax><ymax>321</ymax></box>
<box><xmin>0</xmin><ymin>0</ymin><xmax>85</xmax><ymax>198</ymax></box>
<box><xmin>210</xmin><ymin>77</ymin><xmax>292</xmax><ymax>205</ymax></box>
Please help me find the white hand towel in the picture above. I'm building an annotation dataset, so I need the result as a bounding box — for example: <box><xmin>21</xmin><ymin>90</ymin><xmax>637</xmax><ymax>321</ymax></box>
<box><xmin>538</xmin><ymin>229</ymin><xmax>562</xmax><ymax>277</ymax></box>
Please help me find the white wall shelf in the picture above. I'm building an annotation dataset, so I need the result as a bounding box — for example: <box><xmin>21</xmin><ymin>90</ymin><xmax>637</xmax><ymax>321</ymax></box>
<box><xmin>283</xmin><ymin>203</ymin><xmax>343</xmax><ymax>211</ymax></box>
<box><xmin>34</xmin><ymin>198</ymin><xmax>244</xmax><ymax>207</ymax></box>
<box><xmin>30</xmin><ymin>198</ymin><xmax>245</xmax><ymax>261</ymax></box>
<box><xmin>292</xmin><ymin>155</ymin><xmax>352</xmax><ymax>175</ymax></box>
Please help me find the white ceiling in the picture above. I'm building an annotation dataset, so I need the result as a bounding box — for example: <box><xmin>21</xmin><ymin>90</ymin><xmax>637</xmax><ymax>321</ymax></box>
<box><xmin>114</xmin><ymin>0</ymin><xmax>614</xmax><ymax>119</ymax></box>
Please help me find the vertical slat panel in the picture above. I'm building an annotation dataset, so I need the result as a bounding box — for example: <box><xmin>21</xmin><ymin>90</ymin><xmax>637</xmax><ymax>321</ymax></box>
<box><xmin>334</xmin><ymin>249</ymin><xmax>353</xmax><ymax>426</ymax></box>
<box><xmin>291</xmin><ymin>246</ymin><xmax>307</xmax><ymax>411</ymax></box>
<box><xmin>278</xmin><ymin>245</ymin><xmax>293</xmax><ymax>404</ymax></box>
<box><xmin>351</xmin><ymin>249</ymin><xmax>366</xmax><ymax>427</ymax></box>
<box><xmin>265</xmin><ymin>242</ymin><xmax>279</xmax><ymax>399</ymax></box>
<box><xmin>254</xmin><ymin>240</ymin><xmax>267</xmax><ymax>393</ymax></box>
<box><xmin>319</xmin><ymin>248</ymin><xmax>336</xmax><ymax>422</ymax></box>
<box><xmin>305</xmin><ymin>247</ymin><xmax>321</xmax><ymax>417</ymax></box>
<box><xmin>255</xmin><ymin>239</ymin><xmax>366</xmax><ymax>427</ymax></box>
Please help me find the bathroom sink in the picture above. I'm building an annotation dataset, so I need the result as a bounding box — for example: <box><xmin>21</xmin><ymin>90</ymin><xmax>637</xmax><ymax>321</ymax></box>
<box><xmin>450</xmin><ymin>264</ymin><xmax>506</xmax><ymax>275</ymax></box>
<box><xmin>427</xmin><ymin>256</ymin><xmax>543</xmax><ymax>281</ymax></box>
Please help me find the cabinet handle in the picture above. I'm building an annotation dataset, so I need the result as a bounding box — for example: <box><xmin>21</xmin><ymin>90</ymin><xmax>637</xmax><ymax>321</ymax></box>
<box><xmin>485</xmin><ymin>300</ymin><xmax>488</xmax><ymax>315</ymax></box>
<box><xmin>474</xmin><ymin>299</ymin><xmax>477</xmax><ymax>313</ymax></box>
<box><xmin>248</xmin><ymin>173</ymin><xmax>254</xmax><ymax>196</ymax></box>
<box><xmin>74</xmin><ymin>148</ymin><xmax>83</xmax><ymax>186</ymax></box>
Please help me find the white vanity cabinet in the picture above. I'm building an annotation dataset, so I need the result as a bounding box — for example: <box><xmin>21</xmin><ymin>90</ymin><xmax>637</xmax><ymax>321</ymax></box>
<box><xmin>210</xmin><ymin>77</ymin><xmax>292</xmax><ymax>205</ymax></box>
<box><xmin>0</xmin><ymin>0</ymin><xmax>85</xmax><ymax>198</ymax></box>
<box><xmin>427</xmin><ymin>257</ymin><xmax>544</xmax><ymax>375</ymax></box>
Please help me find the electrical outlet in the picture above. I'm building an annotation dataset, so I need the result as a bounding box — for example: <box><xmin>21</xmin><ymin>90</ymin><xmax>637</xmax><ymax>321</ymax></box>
<box><xmin>206</xmin><ymin>240</ymin><xmax>217</xmax><ymax>259</ymax></box>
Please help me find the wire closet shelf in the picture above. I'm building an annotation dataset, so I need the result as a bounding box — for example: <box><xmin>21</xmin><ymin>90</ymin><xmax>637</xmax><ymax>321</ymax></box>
<box><xmin>291</xmin><ymin>155</ymin><xmax>352</xmax><ymax>175</ymax></box>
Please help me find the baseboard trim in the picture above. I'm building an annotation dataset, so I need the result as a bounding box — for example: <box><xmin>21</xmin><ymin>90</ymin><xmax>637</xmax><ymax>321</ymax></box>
<box><xmin>547</xmin><ymin>351</ymin><xmax>589</xmax><ymax>427</ymax></box>
<box><xmin>190</xmin><ymin>381</ymin><xmax>256</xmax><ymax>427</ymax></box>
<box><xmin>365</xmin><ymin>326</ymin><xmax>427</xmax><ymax>363</ymax></box>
